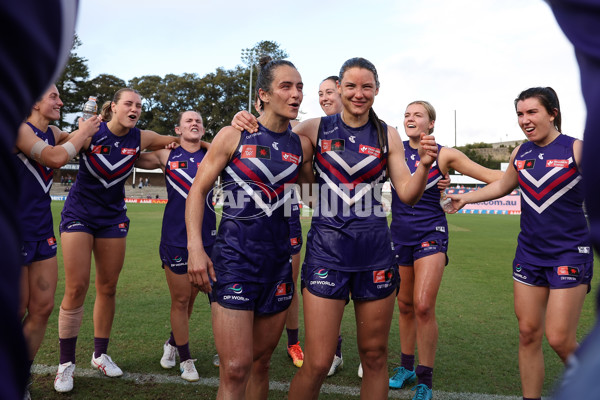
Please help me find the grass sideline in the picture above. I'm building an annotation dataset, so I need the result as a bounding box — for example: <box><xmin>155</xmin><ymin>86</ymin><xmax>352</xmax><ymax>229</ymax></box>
<box><xmin>31</xmin><ymin>202</ymin><xmax>597</xmax><ymax>399</ymax></box>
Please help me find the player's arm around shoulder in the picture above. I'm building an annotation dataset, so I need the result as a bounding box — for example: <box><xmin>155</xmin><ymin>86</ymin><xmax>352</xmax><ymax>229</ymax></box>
<box><xmin>135</xmin><ymin>149</ymin><xmax>169</xmax><ymax>172</ymax></box>
<box><xmin>292</xmin><ymin>117</ymin><xmax>320</xmax><ymax>148</ymax></box>
<box><xmin>439</xmin><ymin>146</ymin><xmax>504</xmax><ymax>184</ymax></box>
<box><xmin>140</xmin><ymin>129</ymin><xmax>180</xmax><ymax>151</ymax></box>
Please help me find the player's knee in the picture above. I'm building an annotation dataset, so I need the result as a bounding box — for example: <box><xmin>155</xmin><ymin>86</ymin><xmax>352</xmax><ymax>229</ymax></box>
<box><xmin>360</xmin><ymin>348</ymin><xmax>387</xmax><ymax>372</ymax></box>
<box><xmin>221</xmin><ymin>357</ymin><xmax>252</xmax><ymax>385</ymax></box>
<box><xmin>518</xmin><ymin>323</ymin><xmax>543</xmax><ymax>346</ymax></box>
<box><xmin>413</xmin><ymin>300</ymin><xmax>434</xmax><ymax>321</ymax></box>
<box><xmin>171</xmin><ymin>295</ymin><xmax>191</xmax><ymax>311</ymax></box>
<box><xmin>252</xmin><ymin>356</ymin><xmax>271</xmax><ymax>377</ymax></box>
<box><xmin>397</xmin><ymin>298</ymin><xmax>414</xmax><ymax>315</ymax></box>
<box><xmin>96</xmin><ymin>282</ymin><xmax>118</xmax><ymax>298</ymax></box>
<box><xmin>64</xmin><ymin>281</ymin><xmax>90</xmax><ymax>303</ymax></box>
<box><xmin>546</xmin><ymin>331</ymin><xmax>575</xmax><ymax>360</ymax></box>
<box><xmin>29</xmin><ymin>298</ymin><xmax>55</xmax><ymax>320</ymax></box>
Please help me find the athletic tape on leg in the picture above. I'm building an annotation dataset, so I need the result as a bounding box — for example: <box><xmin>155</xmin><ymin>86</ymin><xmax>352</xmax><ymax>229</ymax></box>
<box><xmin>58</xmin><ymin>305</ymin><xmax>84</xmax><ymax>338</ymax></box>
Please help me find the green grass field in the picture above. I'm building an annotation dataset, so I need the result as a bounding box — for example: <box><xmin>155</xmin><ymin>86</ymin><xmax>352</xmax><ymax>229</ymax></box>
<box><xmin>30</xmin><ymin>202</ymin><xmax>597</xmax><ymax>399</ymax></box>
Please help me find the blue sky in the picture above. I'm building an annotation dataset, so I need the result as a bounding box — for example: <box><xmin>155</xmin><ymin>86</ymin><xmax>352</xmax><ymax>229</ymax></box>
<box><xmin>75</xmin><ymin>0</ymin><xmax>583</xmax><ymax>146</ymax></box>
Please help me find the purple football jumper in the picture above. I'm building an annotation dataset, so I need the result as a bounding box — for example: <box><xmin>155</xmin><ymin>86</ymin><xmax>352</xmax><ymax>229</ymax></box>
<box><xmin>513</xmin><ymin>134</ymin><xmax>592</xmax><ymax>265</ymax></box>
<box><xmin>390</xmin><ymin>142</ymin><xmax>447</xmax><ymax>247</ymax></box>
<box><xmin>161</xmin><ymin>146</ymin><xmax>216</xmax><ymax>248</ymax></box>
<box><xmin>16</xmin><ymin>123</ymin><xmax>56</xmax><ymax>240</ymax></box>
<box><xmin>61</xmin><ymin>122</ymin><xmax>140</xmax><ymax>227</ymax></box>
<box><xmin>303</xmin><ymin>114</ymin><xmax>393</xmax><ymax>272</ymax></box>
<box><xmin>211</xmin><ymin>123</ymin><xmax>302</xmax><ymax>282</ymax></box>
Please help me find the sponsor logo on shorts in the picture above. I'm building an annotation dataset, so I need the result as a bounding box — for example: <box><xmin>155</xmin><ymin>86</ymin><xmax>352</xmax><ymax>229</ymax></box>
<box><xmin>373</xmin><ymin>269</ymin><xmax>394</xmax><ymax>289</ymax></box>
<box><xmin>170</xmin><ymin>255</ymin><xmax>186</xmax><ymax>268</ymax></box>
<box><xmin>546</xmin><ymin>159</ymin><xmax>569</xmax><ymax>168</ymax></box>
<box><xmin>310</xmin><ymin>268</ymin><xmax>335</xmax><ymax>287</ymax></box>
<box><xmin>228</xmin><ymin>284</ymin><xmax>243</xmax><ymax>294</ymax></box>
<box><xmin>421</xmin><ymin>240</ymin><xmax>437</xmax><ymax>249</ymax></box>
<box><xmin>47</xmin><ymin>236</ymin><xmax>56</xmax><ymax>246</ymax></box>
<box><xmin>557</xmin><ymin>266</ymin><xmax>580</xmax><ymax>281</ymax></box>
<box><xmin>67</xmin><ymin>221</ymin><xmax>84</xmax><ymax>229</ymax></box>
<box><xmin>435</xmin><ymin>226</ymin><xmax>446</xmax><ymax>233</ymax></box>
<box><xmin>515</xmin><ymin>264</ymin><xmax>522</xmax><ymax>272</ymax></box>
<box><xmin>120</xmin><ymin>148</ymin><xmax>136</xmax><ymax>155</ymax></box>
<box><xmin>290</xmin><ymin>237</ymin><xmax>301</xmax><ymax>246</ymax></box>
<box><xmin>578</xmin><ymin>246</ymin><xmax>590</xmax><ymax>254</ymax></box>
<box><xmin>275</xmin><ymin>283</ymin><xmax>292</xmax><ymax>296</ymax></box>
<box><xmin>118</xmin><ymin>222</ymin><xmax>128</xmax><ymax>229</ymax></box>
<box><xmin>222</xmin><ymin>283</ymin><xmax>250</xmax><ymax>302</ymax></box>
<box><xmin>513</xmin><ymin>264</ymin><xmax>527</xmax><ymax>280</ymax></box>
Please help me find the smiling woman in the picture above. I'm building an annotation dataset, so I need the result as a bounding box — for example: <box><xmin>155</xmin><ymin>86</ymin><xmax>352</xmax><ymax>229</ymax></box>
<box><xmin>448</xmin><ymin>87</ymin><xmax>591</xmax><ymax>400</ymax></box>
<box><xmin>287</xmin><ymin>57</ymin><xmax>439</xmax><ymax>400</ymax></box>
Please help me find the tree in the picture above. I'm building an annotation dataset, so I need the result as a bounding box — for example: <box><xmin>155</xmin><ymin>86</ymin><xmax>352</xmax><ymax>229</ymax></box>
<box><xmin>241</xmin><ymin>40</ymin><xmax>289</xmax><ymax>112</ymax></box>
<box><xmin>129</xmin><ymin>75</ymin><xmax>166</xmax><ymax>132</ymax></box>
<box><xmin>197</xmin><ymin>66</ymin><xmax>248</xmax><ymax>138</ymax></box>
<box><xmin>55</xmin><ymin>34</ymin><xmax>90</xmax><ymax>129</ymax></box>
<box><xmin>87</xmin><ymin>74</ymin><xmax>126</xmax><ymax>106</ymax></box>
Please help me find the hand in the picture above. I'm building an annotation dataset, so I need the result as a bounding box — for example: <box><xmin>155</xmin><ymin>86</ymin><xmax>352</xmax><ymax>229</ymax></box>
<box><xmin>445</xmin><ymin>194</ymin><xmax>466</xmax><ymax>214</ymax></box>
<box><xmin>78</xmin><ymin>115</ymin><xmax>101</xmax><ymax>138</ymax></box>
<box><xmin>231</xmin><ymin>110</ymin><xmax>258</xmax><ymax>133</ymax></box>
<box><xmin>437</xmin><ymin>173</ymin><xmax>451</xmax><ymax>191</ymax></box>
<box><xmin>187</xmin><ymin>245</ymin><xmax>216</xmax><ymax>293</ymax></box>
<box><xmin>418</xmin><ymin>132</ymin><xmax>438</xmax><ymax>168</ymax></box>
<box><xmin>164</xmin><ymin>141</ymin><xmax>179</xmax><ymax>150</ymax></box>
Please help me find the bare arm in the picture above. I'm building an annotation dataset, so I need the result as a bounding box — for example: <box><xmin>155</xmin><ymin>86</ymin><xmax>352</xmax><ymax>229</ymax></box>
<box><xmin>16</xmin><ymin>116</ymin><xmax>100</xmax><ymax>169</ymax></box>
<box><xmin>135</xmin><ymin>149</ymin><xmax>169</xmax><ymax>171</ymax></box>
<box><xmin>573</xmin><ymin>139</ymin><xmax>583</xmax><ymax>171</ymax></box>
<box><xmin>140</xmin><ymin>129</ymin><xmax>180</xmax><ymax>151</ymax></box>
<box><xmin>186</xmin><ymin>126</ymin><xmax>239</xmax><ymax>293</ymax></box>
<box><xmin>387</xmin><ymin>128</ymin><xmax>438</xmax><ymax>205</ymax></box>
<box><xmin>440</xmin><ymin>147</ymin><xmax>504</xmax><ymax>184</ymax></box>
<box><xmin>292</xmin><ymin>117</ymin><xmax>320</xmax><ymax>148</ymax></box>
<box><xmin>446</xmin><ymin>146</ymin><xmax>521</xmax><ymax>213</ymax></box>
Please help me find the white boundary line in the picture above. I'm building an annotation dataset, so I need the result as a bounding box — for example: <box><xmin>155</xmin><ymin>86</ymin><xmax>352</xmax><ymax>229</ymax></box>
<box><xmin>33</xmin><ymin>364</ymin><xmax>525</xmax><ymax>399</ymax></box>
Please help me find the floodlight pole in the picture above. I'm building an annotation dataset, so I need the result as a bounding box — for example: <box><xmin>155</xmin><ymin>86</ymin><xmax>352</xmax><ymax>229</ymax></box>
<box><xmin>248</xmin><ymin>65</ymin><xmax>253</xmax><ymax>113</ymax></box>
<box><xmin>454</xmin><ymin>109</ymin><xmax>457</xmax><ymax>147</ymax></box>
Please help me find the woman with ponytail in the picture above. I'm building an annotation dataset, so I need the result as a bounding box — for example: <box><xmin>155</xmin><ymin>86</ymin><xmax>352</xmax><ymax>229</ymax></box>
<box><xmin>186</xmin><ymin>57</ymin><xmax>313</xmax><ymax>400</ymax></box>
<box><xmin>234</xmin><ymin>56</ymin><xmax>438</xmax><ymax>400</ymax></box>
<box><xmin>54</xmin><ymin>88</ymin><xmax>178</xmax><ymax>393</ymax></box>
